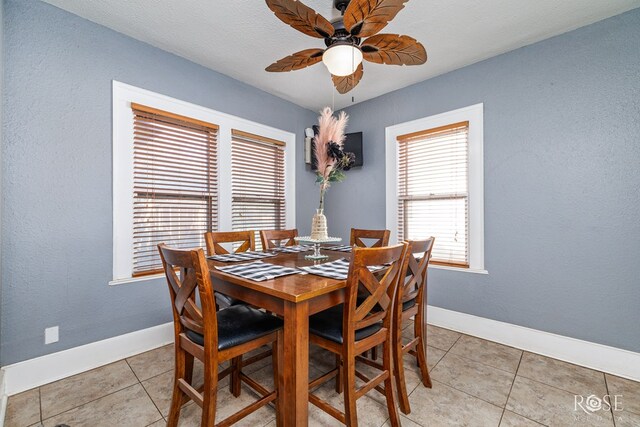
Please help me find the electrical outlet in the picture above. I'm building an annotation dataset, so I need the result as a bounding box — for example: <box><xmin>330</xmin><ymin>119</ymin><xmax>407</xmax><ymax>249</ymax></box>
<box><xmin>45</xmin><ymin>326</ymin><xmax>59</xmax><ymax>344</ymax></box>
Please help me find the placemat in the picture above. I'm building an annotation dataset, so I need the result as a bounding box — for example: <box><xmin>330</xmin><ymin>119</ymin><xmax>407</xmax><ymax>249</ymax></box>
<box><xmin>298</xmin><ymin>258</ymin><xmax>387</xmax><ymax>280</ymax></box>
<box><xmin>270</xmin><ymin>245</ymin><xmax>313</xmax><ymax>253</ymax></box>
<box><xmin>208</xmin><ymin>251</ymin><xmax>277</xmax><ymax>263</ymax></box>
<box><xmin>216</xmin><ymin>261</ymin><xmax>300</xmax><ymax>282</ymax></box>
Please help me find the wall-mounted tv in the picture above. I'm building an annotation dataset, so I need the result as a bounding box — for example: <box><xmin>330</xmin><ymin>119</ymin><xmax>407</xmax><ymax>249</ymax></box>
<box><xmin>308</xmin><ymin>130</ymin><xmax>363</xmax><ymax>170</ymax></box>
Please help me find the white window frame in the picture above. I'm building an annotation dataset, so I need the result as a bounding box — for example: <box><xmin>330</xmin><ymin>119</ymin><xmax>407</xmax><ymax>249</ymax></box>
<box><xmin>111</xmin><ymin>81</ymin><xmax>296</xmax><ymax>285</ymax></box>
<box><xmin>385</xmin><ymin>103</ymin><xmax>486</xmax><ymax>274</ymax></box>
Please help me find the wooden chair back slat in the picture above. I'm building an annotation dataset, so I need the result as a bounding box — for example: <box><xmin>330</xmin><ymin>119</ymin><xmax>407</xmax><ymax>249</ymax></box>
<box><xmin>345</xmin><ymin>244</ymin><xmax>408</xmax><ymax>339</ymax></box>
<box><xmin>205</xmin><ymin>231</ymin><xmax>255</xmax><ymax>256</ymax></box>
<box><xmin>350</xmin><ymin>228</ymin><xmax>391</xmax><ymax>248</ymax></box>
<box><xmin>399</xmin><ymin>238</ymin><xmax>435</xmax><ymax>306</ymax></box>
<box><xmin>260</xmin><ymin>229</ymin><xmax>298</xmax><ymax>250</ymax></box>
<box><xmin>158</xmin><ymin>243</ymin><xmax>218</xmax><ymax>342</ymax></box>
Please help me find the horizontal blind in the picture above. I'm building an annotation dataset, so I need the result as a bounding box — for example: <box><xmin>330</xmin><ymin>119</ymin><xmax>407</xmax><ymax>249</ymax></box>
<box><xmin>397</xmin><ymin>121</ymin><xmax>469</xmax><ymax>267</ymax></box>
<box><xmin>132</xmin><ymin>104</ymin><xmax>219</xmax><ymax>276</ymax></box>
<box><xmin>231</xmin><ymin>129</ymin><xmax>286</xmax><ymax>250</ymax></box>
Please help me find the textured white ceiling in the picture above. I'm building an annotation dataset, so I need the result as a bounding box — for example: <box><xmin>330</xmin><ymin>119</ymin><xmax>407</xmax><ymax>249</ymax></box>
<box><xmin>42</xmin><ymin>0</ymin><xmax>640</xmax><ymax>111</ymax></box>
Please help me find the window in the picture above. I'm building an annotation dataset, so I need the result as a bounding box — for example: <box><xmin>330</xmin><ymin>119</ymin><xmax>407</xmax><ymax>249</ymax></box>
<box><xmin>397</xmin><ymin>122</ymin><xmax>469</xmax><ymax>267</ymax></box>
<box><xmin>112</xmin><ymin>81</ymin><xmax>296</xmax><ymax>284</ymax></box>
<box><xmin>386</xmin><ymin>104</ymin><xmax>485</xmax><ymax>273</ymax></box>
<box><xmin>231</xmin><ymin>130</ymin><xmax>286</xmax><ymax>250</ymax></box>
<box><xmin>131</xmin><ymin>104</ymin><xmax>219</xmax><ymax>276</ymax></box>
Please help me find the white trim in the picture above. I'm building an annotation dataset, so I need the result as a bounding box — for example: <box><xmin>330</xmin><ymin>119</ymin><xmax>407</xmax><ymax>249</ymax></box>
<box><xmin>0</xmin><ymin>322</ymin><xmax>173</xmax><ymax>396</ymax></box>
<box><xmin>428</xmin><ymin>305</ymin><xmax>640</xmax><ymax>382</ymax></box>
<box><xmin>0</xmin><ymin>370</ymin><xmax>7</xmax><ymax>427</ymax></box>
<box><xmin>108</xmin><ymin>273</ymin><xmax>164</xmax><ymax>287</ymax></box>
<box><xmin>3</xmin><ymin>307</ymin><xmax>639</xmax><ymax>399</ymax></box>
<box><xmin>430</xmin><ymin>265</ymin><xmax>488</xmax><ymax>275</ymax></box>
<box><xmin>385</xmin><ymin>103</ymin><xmax>485</xmax><ymax>271</ymax></box>
<box><xmin>112</xmin><ymin>81</ymin><xmax>296</xmax><ymax>283</ymax></box>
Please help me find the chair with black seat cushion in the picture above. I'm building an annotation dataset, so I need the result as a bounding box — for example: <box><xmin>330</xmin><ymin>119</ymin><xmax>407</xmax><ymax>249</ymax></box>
<box><xmin>350</xmin><ymin>228</ymin><xmax>390</xmax><ymax>248</ymax></box>
<box><xmin>204</xmin><ymin>231</ymin><xmax>256</xmax><ymax>308</ymax></box>
<box><xmin>392</xmin><ymin>237</ymin><xmax>435</xmax><ymax>415</ymax></box>
<box><xmin>350</xmin><ymin>228</ymin><xmax>391</xmax><ymax>361</ymax></box>
<box><xmin>260</xmin><ymin>229</ymin><xmax>298</xmax><ymax>250</ymax></box>
<box><xmin>308</xmin><ymin>243</ymin><xmax>408</xmax><ymax>427</ymax></box>
<box><xmin>158</xmin><ymin>244</ymin><xmax>282</xmax><ymax>427</ymax></box>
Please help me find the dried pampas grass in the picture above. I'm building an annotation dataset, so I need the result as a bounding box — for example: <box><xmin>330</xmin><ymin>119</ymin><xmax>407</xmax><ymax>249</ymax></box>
<box><xmin>314</xmin><ymin>107</ymin><xmax>349</xmax><ymax>186</ymax></box>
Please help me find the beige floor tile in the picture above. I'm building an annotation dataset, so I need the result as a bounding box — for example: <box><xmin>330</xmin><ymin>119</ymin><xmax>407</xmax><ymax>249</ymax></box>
<box><xmin>405</xmin><ymin>380</ymin><xmax>503</xmax><ymax>426</ymax></box>
<box><xmin>309</xmin><ymin>345</ymin><xmax>338</xmax><ymax>372</ymax></box>
<box><xmin>424</xmin><ymin>325</ymin><xmax>461</xmax><ymax>351</ymax></box>
<box><xmin>5</xmin><ymin>388</ymin><xmax>41</xmax><ymax>427</ymax></box>
<box><xmin>605</xmin><ymin>374</ymin><xmax>640</xmax><ymax>415</ymax></box>
<box><xmin>147</xmin><ymin>420</ymin><xmax>166</xmax><ymax>427</ymax></box>
<box><xmin>614</xmin><ymin>410</ymin><xmax>640</xmax><ymax>427</ymax></box>
<box><xmin>176</xmin><ymin>381</ymin><xmax>277</xmax><ymax>427</ymax></box>
<box><xmin>142</xmin><ymin>371</ymin><xmax>174</xmax><ymax>417</ymax></box>
<box><xmin>517</xmin><ymin>352</ymin><xmax>607</xmax><ymax>397</ymax></box>
<box><xmin>399</xmin><ymin>344</ymin><xmax>446</xmax><ymax>375</ymax></box>
<box><xmin>382</xmin><ymin>414</ymin><xmax>422</xmax><ymax>427</ymax></box>
<box><xmin>354</xmin><ymin>355</ymin><xmax>423</xmax><ymax>409</ymax></box>
<box><xmin>506</xmin><ymin>376</ymin><xmax>613</xmax><ymax>427</ymax></box>
<box><xmin>426</xmin><ymin>346</ymin><xmax>447</xmax><ymax>370</ymax></box>
<box><xmin>309</xmin><ymin>380</ymin><xmax>393</xmax><ymax>427</ymax></box>
<box><xmin>449</xmin><ymin>335</ymin><xmax>522</xmax><ymax>374</ymax></box>
<box><xmin>431</xmin><ymin>353</ymin><xmax>515</xmax><ymax>407</ymax></box>
<box><xmin>500</xmin><ymin>410</ymin><xmax>544</xmax><ymax>426</ymax></box>
<box><xmin>127</xmin><ymin>345</ymin><xmax>175</xmax><ymax>381</ymax></box>
<box><xmin>242</xmin><ymin>345</ymin><xmax>275</xmax><ymax>374</ymax></box>
<box><xmin>143</xmin><ymin>360</ymin><xmax>240</xmax><ymax>418</ymax></box>
<box><xmin>40</xmin><ymin>360</ymin><xmax>138</xmax><ymax>418</ymax></box>
<box><xmin>41</xmin><ymin>383</ymin><xmax>162</xmax><ymax>427</ymax></box>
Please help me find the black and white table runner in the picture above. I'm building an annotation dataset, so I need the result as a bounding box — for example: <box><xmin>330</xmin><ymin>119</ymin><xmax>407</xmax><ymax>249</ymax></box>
<box><xmin>216</xmin><ymin>261</ymin><xmax>300</xmax><ymax>282</ymax></box>
<box><xmin>208</xmin><ymin>251</ymin><xmax>277</xmax><ymax>263</ymax></box>
<box><xmin>298</xmin><ymin>258</ymin><xmax>387</xmax><ymax>280</ymax></box>
<box><xmin>322</xmin><ymin>245</ymin><xmax>353</xmax><ymax>253</ymax></box>
<box><xmin>270</xmin><ymin>245</ymin><xmax>313</xmax><ymax>254</ymax></box>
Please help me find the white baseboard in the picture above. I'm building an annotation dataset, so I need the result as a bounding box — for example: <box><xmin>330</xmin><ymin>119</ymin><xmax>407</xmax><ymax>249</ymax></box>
<box><xmin>0</xmin><ymin>370</ymin><xmax>7</xmax><ymax>427</ymax></box>
<box><xmin>2</xmin><ymin>307</ymin><xmax>639</xmax><ymax>398</ymax></box>
<box><xmin>427</xmin><ymin>306</ymin><xmax>640</xmax><ymax>382</ymax></box>
<box><xmin>1</xmin><ymin>322</ymin><xmax>174</xmax><ymax>396</ymax></box>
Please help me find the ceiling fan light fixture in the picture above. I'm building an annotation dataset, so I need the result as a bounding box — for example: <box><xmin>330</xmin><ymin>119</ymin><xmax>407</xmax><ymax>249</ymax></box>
<box><xmin>322</xmin><ymin>43</ymin><xmax>363</xmax><ymax>77</ymax></box>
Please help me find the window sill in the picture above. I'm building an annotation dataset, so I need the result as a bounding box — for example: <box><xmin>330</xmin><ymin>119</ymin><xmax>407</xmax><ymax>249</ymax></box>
<box><xmin>109</xmin><ymin>273</ymin><xmax>164</xmax><ymax>286</ymax></box>
<box><xmin>429</xmin><ymin>264</ymin><xmax>488</xmax><ymax>275</ymax></box>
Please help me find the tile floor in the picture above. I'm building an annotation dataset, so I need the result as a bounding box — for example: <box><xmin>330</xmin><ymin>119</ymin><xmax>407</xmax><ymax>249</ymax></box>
<box><xmin>5</xmin><ymin>321</ymin><xmax>640</xmax><ymax>427</ymax></box>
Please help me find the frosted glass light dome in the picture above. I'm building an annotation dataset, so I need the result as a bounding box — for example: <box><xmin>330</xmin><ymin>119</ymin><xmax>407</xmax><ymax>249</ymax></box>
<box><xmin>322</xmin><ymin>44</ymin><xmax>363</xmax><ymax>77</ymax></box>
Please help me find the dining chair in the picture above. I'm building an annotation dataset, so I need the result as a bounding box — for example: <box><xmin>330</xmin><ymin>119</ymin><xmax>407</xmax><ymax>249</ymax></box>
<box><xmin>392</xmin><ymin>238</ymin><xmax>435</xmax><ymax>414</ymax></box>
<box><xmin>350</xmin><ymin>228</ymin><xmax>391</xmax><ymax>361</ymax></box>
<box><xmin>204</xmin><ymin>231</ymin><xmax>256</xmax><ymax>308</ymax></box>
<box><xmin>350</xmin><ymin>228</ymin><xmax>391</xmax><ymax>248</ymax></box>
<box><xmin>260</xmin><ymin>229</ymin><xmax>298</xmax><ymax>250</ymax></box>
<box><xmin>158</xmin><ymin>244</ymin><xmax>283</xmax><ymax>427</ymax></box>
<box><xmin>205</xmin><ymin>230</ymin><xmax>255</xmax><ymax>255</ymax></box>
<box><xmin>307</xmin><ymin>243</ymin><xmax>408</xmax><ymax>427</ymax></box>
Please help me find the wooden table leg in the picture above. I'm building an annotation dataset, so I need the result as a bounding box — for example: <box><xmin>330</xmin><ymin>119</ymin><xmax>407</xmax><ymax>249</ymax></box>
<box><xmin>279</xmin><ymin>300</ymin><xmax>309</xmax><ymax>427</ymax></box>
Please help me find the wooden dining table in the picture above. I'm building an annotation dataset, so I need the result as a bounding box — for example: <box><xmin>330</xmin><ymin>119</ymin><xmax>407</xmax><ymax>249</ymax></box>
<box><xmin>207</xmin><ymin>249</ymin><xmax>349</xmax><ymax>426</ymax></box>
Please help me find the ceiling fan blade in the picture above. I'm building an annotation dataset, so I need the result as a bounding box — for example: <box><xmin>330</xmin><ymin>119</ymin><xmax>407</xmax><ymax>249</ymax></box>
<box><xmin>343</xmin><ymin>0</ymin><xmax>409</xmax><ymax>38</ymax></box>
<box><xmin>361</xmin><ymin>34</ymin><xmax>427</xmax><ymax>65</ymax></box>
<box><xmin>266</xmin><ymin>48</ymin><xmax>324</xmax><ymax>72</ymax></box>
<box><xmin>332</xmin><ymin>63</ymin><xmax>364</xmax><ymax>94</ymax></box>
<box><xmin>265</xmin><ymin>0</ymin><xmax>335</xmax><ymax>39</ymax></box>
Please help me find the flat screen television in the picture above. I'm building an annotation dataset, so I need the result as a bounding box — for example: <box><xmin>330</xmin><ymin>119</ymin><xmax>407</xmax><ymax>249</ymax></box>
<box><xmin>310</xmin><ymin>131</ymin><xmax>363</xmax><ymax>170</ymax></box>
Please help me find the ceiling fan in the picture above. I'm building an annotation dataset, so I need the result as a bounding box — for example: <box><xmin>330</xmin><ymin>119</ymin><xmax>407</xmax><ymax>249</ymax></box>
<box><xmin>264</xmin><ymin>0</ymin><xmax>427</xmax><ymax>94</ymax></box>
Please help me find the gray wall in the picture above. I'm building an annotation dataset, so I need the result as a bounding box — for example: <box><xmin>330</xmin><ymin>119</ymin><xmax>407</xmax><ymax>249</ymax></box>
<box><xmin>299</xmin><ymin>8</ymin><xmax>640</xmax><ymax>352</ymax></box>
<box><xmin>0</xmin><ymin>0</ymin><xmax>4</xmax><ymax>367</ymax></box>
<box><xmin>1</xmin><ymin>0</ymin><xmax>315</xmax><ymax>364</ymax></box>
